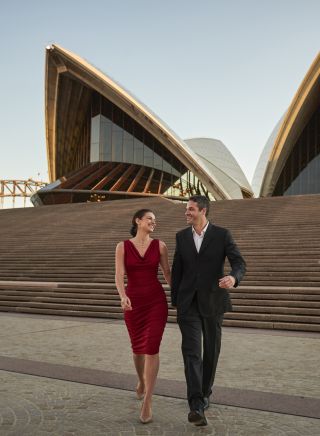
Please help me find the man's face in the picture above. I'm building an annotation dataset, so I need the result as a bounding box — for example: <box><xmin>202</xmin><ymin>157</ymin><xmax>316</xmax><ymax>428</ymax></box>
<box><xmin>185</xmin><ymin>200</ymin><xmax>206</xmax><ymax>225</ymax></box>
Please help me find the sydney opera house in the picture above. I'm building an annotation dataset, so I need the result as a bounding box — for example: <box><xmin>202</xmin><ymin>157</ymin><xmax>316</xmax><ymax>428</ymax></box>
<box><xmin>31</xmin><ymin>45</ymin><xmax>253</xmax><ymax>206</ymax></box>
<box><xmin>253</xmin><ymin>52</ymin><xmax>320</xmax><ymax>198</ymax></box>
<box><xmin>31</xmin><ymin>45</ymin><xmax>320</xmax><ymax>206</ymax></box>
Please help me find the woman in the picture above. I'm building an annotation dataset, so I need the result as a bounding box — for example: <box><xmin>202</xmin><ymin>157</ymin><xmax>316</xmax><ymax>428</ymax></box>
<box><xmin>115</xmin><ymin>209</ymin><xmax>171</xmax><ymax>424</ymax></box>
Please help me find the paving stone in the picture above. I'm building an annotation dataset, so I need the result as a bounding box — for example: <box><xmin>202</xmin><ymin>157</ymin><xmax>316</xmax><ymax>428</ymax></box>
<box><xmin>1</xmin><ymin>314</ymin><xmax>320</xmax><ymax>399</ymax></box>
<box><xmin>0</xmin><ymin>313</ymin><xmax>320</xmax><ymax>435</ymax></box>
<box><xmin>0</xmin><ymin>372</ymin><xmax>319</xmax><ymax>435</ymax></box>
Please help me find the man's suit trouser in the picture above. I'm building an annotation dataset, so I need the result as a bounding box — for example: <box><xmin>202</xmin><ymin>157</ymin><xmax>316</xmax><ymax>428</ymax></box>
<box><xmin>177</xmin><ymin>295</ymin><xmax>223</xmax><ymax>408</ymax></box>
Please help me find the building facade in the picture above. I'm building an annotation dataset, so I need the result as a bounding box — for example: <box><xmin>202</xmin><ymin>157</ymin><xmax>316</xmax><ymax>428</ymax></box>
<box><xmin>253</xmin><ymin>52</ymin><xmax>320</xmax><ymax>197</ymax></box>
<box><xmin>32</xmin><ymin>44</ymin><xmax>253</xmax><ymax>206</ymax></box>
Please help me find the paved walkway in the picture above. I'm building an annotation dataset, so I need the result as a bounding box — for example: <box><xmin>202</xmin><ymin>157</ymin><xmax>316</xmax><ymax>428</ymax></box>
<box><xmin>0</xmin><ymin>312</ymin><xmax>319</xmax><ymax>435</ymax></box>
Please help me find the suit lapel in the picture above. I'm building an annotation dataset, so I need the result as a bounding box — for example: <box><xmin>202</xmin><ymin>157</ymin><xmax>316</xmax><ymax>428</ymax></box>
<box><xmin>185</xmin><ymin>227</ymin><xmax>199</xmax><ymax>258</ymax></box>
<box><xmin>198</xmin><ymin>222</ymin><xmax>215</xmax><ymax>255</ymax></box>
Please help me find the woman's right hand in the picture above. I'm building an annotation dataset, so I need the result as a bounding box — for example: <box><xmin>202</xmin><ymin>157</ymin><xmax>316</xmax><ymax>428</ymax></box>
<box><xmin>120</xmin><ymin>296</ymin><xmax>132</xmax><ymax>311</ymax></box>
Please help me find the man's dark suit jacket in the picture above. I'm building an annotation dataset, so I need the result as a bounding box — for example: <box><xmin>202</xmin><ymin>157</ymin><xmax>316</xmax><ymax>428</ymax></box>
<box><xmin>171</xmin><ymin>222</ymin><xmax>246</xmax><ymax>318</ymax></box>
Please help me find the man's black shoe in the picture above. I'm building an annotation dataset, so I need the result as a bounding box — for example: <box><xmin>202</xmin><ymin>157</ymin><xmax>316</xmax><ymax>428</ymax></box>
<box><xmin>188</xmin><ymin>409</ymin><xmax>207</xmax><ymax>426</ymax></box>
<box><xmin>203</xmin><ymin>396</ymin><xmax>210</xmax><ymax>410</ymax></box>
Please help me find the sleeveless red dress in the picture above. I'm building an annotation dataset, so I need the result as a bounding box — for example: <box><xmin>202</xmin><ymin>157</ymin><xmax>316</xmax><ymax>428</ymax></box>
<box><xmin>124</xmin><ymin>239</ymin><xmax>168</xmax><ymax>355</ymax></box>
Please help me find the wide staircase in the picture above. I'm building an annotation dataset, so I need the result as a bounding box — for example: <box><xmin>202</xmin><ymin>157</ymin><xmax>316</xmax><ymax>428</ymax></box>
<box><xmin>0</xmin><ymin>195</ymin><xmax>320</xmax><ymax>331</ymax></box>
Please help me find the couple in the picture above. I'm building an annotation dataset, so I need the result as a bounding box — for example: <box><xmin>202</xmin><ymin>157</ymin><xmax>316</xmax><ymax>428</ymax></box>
<box><xmin>115</xmin><ymin>195</ymin><xmax>246</xmax><ymax>426</ymax></box>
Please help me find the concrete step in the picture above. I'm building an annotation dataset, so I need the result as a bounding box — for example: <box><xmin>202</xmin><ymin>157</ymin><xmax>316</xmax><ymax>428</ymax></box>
<box><xmin>222</xmin><ymin>319</ymin><xmax>320</xmax><ymax>332</ymax></box>
<box><xmin>232</xmin><ymin>305</ymin><xmax>320</xmax><ymax>316</ymax></box>
<box><xmin>240</xmin><ymin>280</ymin><xmax>320</xmax><ymax>286</ymax></box>
<box><xmin>224</xmin><ymin>312</ymin><xmax>320</xmax><ymax>324</ymax></box>
<box><xmin>231</xmin><ymin>298</ymin><xmax>320</xmax><ymax>308</ymax></box>
<box><xmin>1</xmin><ymin>194</ymin><xmax>320</xmax><ymax>332</ymax></box>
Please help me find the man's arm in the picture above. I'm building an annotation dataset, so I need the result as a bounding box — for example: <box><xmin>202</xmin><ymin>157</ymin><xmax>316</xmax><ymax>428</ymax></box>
<box><xmin>224</xmin><ymin>229</ymin><xmax>246</xmax><ymax>288</ymax></box>
<box><xmin>171</xmin><ymin>234</ymin><xmax>183</xmax><ymax>307</ymax></box>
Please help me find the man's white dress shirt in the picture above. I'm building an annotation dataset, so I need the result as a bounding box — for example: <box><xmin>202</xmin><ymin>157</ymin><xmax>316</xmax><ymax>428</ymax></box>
<box><xmin>192</xmin><ymin>221</ymin><xmax>209</xmax><ymax>252</ymax></box>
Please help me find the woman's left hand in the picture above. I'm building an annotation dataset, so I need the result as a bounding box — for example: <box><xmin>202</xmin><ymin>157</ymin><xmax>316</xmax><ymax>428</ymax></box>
<box><xmin>121</xmin><ymin>296</ymin><xmax>132</xmax><ymax>311</ymax></box>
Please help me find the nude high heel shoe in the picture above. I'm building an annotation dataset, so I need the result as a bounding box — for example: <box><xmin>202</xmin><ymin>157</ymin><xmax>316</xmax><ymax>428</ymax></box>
<box><xmin>140</xmin><ymin>401</ymin><xmax>153</xmax><ymax>424</ymax></box>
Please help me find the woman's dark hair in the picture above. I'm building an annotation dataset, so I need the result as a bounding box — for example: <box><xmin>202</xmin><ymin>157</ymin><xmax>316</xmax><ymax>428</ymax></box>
<box><xmin>130</xmin><ymin>209</ymin><xmax>154</xmax><ymax>237</ymax></box>
<box><xmin>189</xmin><ymin>195</ymin><xmax>210</xmax><ymax>217</ymax></box>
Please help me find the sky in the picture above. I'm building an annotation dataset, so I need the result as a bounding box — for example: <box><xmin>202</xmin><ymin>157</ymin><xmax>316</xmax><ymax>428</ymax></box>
<box><xmin>0</xmin><ymin>0</ymin><xmax>319</xmax><ymax>207</ymax></box>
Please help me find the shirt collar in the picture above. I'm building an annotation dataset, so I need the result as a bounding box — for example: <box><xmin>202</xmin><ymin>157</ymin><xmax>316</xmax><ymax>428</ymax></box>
<box><xmin>192</xmin><ymin>221</ymin><xmax>209</xmax><ymax>237</ymax></box>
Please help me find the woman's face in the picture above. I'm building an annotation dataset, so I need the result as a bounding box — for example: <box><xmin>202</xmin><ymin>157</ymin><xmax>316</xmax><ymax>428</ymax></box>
<box><xmin>136</xmin><ymin>212</ymin><xmax>156</xmax><ymax>234</ymax></box>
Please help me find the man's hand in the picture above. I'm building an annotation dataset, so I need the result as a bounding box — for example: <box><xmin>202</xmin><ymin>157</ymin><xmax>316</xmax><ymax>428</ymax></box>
<box><xmin>219</xmin><ymin>275</ymin><xmax>236</xmax><ymax>289</ymax></box>
<box><xmin>120</xmin><ymin>296</ymin><xmax>132</xmax><ymax>311</ymax></box>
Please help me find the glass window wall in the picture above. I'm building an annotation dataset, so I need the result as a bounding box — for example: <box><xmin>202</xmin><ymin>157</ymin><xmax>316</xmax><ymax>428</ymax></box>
<box><xmin>100</xmin><ymin>116</ymin><xmax>112</xmax><ymax>161</ymax></box>
<box><xmin>123</xmin><ymin>131</ymin><xmax>134</xmax><ymax>163</ymax></box>
<box><xmin>90</xmin><ymin>92</ymin><xmax>210</xmax><ymax>199</ymax></box>
<box><xmin>274</xmin><ymin>105</ymin><xmax>320</xmax><ymax>196</ymax></box>
<box><xmin>90</xmin><ymin>115</ymin><xmax>100</xmax><ymax>162</ymax></box>
<box><xmin>90</xmin><ymin>94</ymin><xmax>181</xmax><ymax>177</ymax></box>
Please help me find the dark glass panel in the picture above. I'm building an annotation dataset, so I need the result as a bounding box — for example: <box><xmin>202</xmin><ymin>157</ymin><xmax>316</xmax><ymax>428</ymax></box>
<box><xmin>123</xmin><ymin>131</ymin><xmax>134</xmax><ymax>163</ymax></box>
<box><xmin>134</xmin><ymin>138</ymin><xmax>144</xmax><ymax>165</ymax></box>
<box><xmin>91</xmin><ymin>92</ymin><xmax>101</xmax><ymax>117</ymax></box>
<box><xmin>274</xmin><ymin>104</ymin><xmax>320</xmax><ymax>196</ymax></box>
<box><xmin>143</xmin><ymin>131</ymin><xmax>154</xmax><ymax>167</ymax></box>
<box><xmin>284</xmin><ymin>154</ymin><xmax>320</xmax><ymax>195</ymax></box>
<box><xmin>113</xmin><ymin>104</ymin><xmax>123</xmax><ymax>127</ymax></box>
<box><xmin>101</xmin><ymin>98</ymin><xmax>112</xmax><ymax>119</ymax></box>
<box><xmin>90</xmin><ymin>115</ymin><xmax>100</xmax><ymax>162</ymax></box>
<box><xmin>134</xmin><ymin>122</ymin><xmax>143</xmax><ymax>142</ymax></box>
<box><xmin>124</xmin><ymin>113</ymin><xmax>134</xmax><ymax>134</ymax></box>
<box><xmin>91</xmin><ymin>115</ymin><xmax>100</xmax><ymax>144</ymax></box>
<box><xmin>101</xmin><ymin>117</ymin><xmax>112</xmax><ymax>161</ymax></box>
<box><xmin>163</xmin><ymin>159</ymin><xmax>172</xmax><ymax>175</ymax></box>
<box><xmin>112</xmin><ymin>124</ymin><xmax>123</xmax><ymax>161</ymax></box>
<box><xmin>144</xmin><ymin>144</ymin><xmax>154</xmax><ymax>167</ymax></box>
<box><xmin>89</xmin><ymin>93</ymin><xmax>194</xmax><ymax>197</ymax></box>
<box><xmin>300</xmin><ymin>137</ymin><xmax>307</xmax><ymax>172</ymax></box>
<box><xmin>144</xmin><ymin>131</ymin><xmax>153</xmax><ymax>150</ymax></box>
<box><xmin>154</xmin><ymin>152</ymin><xmax>163</xmax><ymax>171</ymax></box>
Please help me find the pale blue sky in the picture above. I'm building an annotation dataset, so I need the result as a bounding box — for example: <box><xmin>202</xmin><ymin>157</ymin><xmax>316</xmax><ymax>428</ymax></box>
<box><xmin>0</xmin><ymin>0</ymin><xmax>319</xmax><ymax>192</ymax></box>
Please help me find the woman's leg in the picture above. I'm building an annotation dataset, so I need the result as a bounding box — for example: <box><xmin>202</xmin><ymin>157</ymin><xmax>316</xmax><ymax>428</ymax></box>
<box><xmin>141</xmin><ymin>353</ymin><xmax>159</xmax><ymax>418</ymax></box>
<box><xmin>133</xmin><ymin>353</ymin><xmax>145</xmax><ymax>396</ymax></box>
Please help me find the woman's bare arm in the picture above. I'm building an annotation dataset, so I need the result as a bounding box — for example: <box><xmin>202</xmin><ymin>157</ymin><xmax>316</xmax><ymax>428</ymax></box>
<box><xmin>115</xmin><ymin>242</ymin><xmax>132</xmax><ymax>311</ymax></box>
<box><xmin>159</xmin><ymin>240</ymin><xmax>171</xmax><ymax>287</ymax></box>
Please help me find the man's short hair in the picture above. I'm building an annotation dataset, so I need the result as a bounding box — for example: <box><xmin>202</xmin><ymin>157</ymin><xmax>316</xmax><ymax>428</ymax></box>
<box><xmin>189</xmin><ymin>195</ymin><xmax>210</xmax><ymax>217</ymax></box>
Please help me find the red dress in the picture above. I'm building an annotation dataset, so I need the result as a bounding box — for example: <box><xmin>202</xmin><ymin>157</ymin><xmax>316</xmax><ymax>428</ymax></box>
<box><xmin>124</xmin><ymin>239</ymin><xmax>168</xmax><ymax>355</ymax></box>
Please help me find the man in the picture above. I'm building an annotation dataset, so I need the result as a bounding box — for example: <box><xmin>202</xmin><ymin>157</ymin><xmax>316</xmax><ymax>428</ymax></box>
<box><xmin>171</xmin><ymin>195</ymin><xmax>246</xmax><ymax>426</ymax></box>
